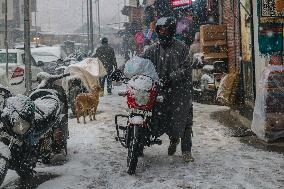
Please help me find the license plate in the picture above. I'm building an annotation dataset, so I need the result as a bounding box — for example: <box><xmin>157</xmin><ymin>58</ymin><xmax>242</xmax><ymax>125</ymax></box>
<box><xmin>128</xmin><ymin>108</ymin><xmax>152</xmax><ymax>116</ymax></box>
<box><xmin>0</xmin><ymin>131</ymin><xmax>22</xmax><ymax>146</ymax></box>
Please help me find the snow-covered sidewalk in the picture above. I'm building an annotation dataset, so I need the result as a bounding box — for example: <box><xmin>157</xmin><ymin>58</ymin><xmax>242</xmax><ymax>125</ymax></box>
<box><xmin>3</xmin><ymin>87</ymin><xmax>284</xmax><ymax>189</ymax></box>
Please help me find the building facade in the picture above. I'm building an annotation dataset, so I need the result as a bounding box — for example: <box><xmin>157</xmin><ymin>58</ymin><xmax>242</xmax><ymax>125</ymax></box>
<box><xmin>0</xmin><ymin>0</ymin><xmax>36</xmax><ymax>48</ymax></box>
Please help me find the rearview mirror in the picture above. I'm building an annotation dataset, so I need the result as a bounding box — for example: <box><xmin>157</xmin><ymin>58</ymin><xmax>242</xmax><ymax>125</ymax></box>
<box><xmin>37</xmin><ymin>61</ymin><xmax>44</xmax><ymax>67</ymax></box>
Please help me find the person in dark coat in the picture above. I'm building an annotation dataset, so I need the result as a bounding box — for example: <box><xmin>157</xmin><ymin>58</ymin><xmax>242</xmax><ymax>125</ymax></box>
<box><xmin>93</xmin><ymin>37</ymin><xmax>117</xmax><ymax>94</ymax></box>
<box><xmin>143</xmin><ymin>17</ymin><xmax>194</xmax><ymax>162</ymax></box>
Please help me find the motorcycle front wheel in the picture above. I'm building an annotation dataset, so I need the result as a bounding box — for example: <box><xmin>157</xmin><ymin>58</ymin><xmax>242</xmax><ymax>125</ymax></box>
<box><xmin>0</xmin><ymin>157</ymin><xmax>8</xmax><ymax>186</ymax></box>
<box><xmin>127</xmin><ymin>125</ymin><xmax>144</xmax><ymax>175</ymax></box>
<box><xmin>0</xmin><ymin>141</ymin><xmax>10</xmax><ymax>186</ymax></box>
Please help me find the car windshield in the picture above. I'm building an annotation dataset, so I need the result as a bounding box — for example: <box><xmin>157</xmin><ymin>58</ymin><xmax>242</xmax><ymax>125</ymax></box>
<box><xmin>32</xmin><ymin>53</ymin><xmax>58</xmax><ymax>63</ymax></box>
<box><xmin>0</xmin><ymin>53</ymin><xmax>17</xmax><ymax>63</ymax></box>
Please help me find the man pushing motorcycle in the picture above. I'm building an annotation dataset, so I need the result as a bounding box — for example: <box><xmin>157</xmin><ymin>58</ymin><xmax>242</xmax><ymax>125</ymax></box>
<box><xmin>143</xmin><ymin>17</ymin><xmax>194</xmax><ymax>162</ymax></box>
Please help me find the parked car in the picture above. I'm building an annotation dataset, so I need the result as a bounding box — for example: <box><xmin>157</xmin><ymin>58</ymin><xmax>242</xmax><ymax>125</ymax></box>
<box><xmin>0</xmin><ymin>49</ymin><xmax>43</xmax><ymax>95</ymax></box>
<box><xmin>31</xmin><ymin>46</ymin><xmax>71</xmax><ymax>74</ymax></box>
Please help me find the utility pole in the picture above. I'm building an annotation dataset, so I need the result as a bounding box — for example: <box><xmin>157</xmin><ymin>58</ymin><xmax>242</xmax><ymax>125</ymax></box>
<box><xmin>89</xmin><ymin>0</ymin><xmax>94</xmax><ymax>54</ymax></box>
<box><xmin>118</xmin><ymin>0</ymin><xmax>120</xmax><ymax>29</ymax></box>
<box><xmin>87</xmin><ymin>0</ymin><xmax>90</xmax><ymax>53</ymax></box>
<box><xmin>124</xmin><ymin>0</ymin><xmax>127</xmax><ymax>22</ymax></box>
<box><xmin>24</xmin><ymin>0</ymin><xmax>32</xmax><ymax>93</ymax></box>
<box><xmin>82</xmin><ymin>0</ymin><xmax>84</xmax><ymax>35</ymax></box>
<box><xmin>97</xmin><ymin>0</ymin><xmax>101</xmax><ymax>37</ymax></box>
<box><xmin>34</xmin><ymin>0</ymin><xmax>38</xmax><ymax>47</ymax></box>
<box><xmin>4</xmin><ymin>0</ymin><xmax>8</xmax><ymax>80</ymax></box>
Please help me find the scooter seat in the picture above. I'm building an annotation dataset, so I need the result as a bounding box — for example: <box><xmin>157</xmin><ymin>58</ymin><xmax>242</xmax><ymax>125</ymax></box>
<box><xmin>203</xmin><ymin>65</ymin><xmax>214</xmax><ymax>72</ymax></box>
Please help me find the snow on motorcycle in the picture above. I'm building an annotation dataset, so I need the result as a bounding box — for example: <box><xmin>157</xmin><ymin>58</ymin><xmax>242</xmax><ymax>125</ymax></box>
<box><xmin>0</xmin><ymin>72</ymin><xmax>69</xmax><ymax>186</ymax></box>
<box><xmin>114</xmin><ymin>57</ymin><xmax>163</xmax><ymax>175</ymax></box>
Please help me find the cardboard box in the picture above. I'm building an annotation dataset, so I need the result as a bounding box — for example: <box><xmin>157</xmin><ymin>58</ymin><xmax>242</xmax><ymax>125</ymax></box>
<box><xmin>200</xmin><ymin>25</ymin><xmax>227</xmax><ymax>42</ymax></box>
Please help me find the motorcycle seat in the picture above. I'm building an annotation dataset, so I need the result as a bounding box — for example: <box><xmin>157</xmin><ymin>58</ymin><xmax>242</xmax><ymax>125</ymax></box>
<box><xmin>34</xmin><ymin>94</ymin><xmax>60</xmax><ymax>130</ymax></box>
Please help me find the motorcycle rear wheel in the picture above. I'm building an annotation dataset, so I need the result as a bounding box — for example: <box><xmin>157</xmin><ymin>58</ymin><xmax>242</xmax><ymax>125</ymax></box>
<box><xmin>0</xmin><ymin>157</ymin><xmax>8</xmax><ymax>186</ymax></box>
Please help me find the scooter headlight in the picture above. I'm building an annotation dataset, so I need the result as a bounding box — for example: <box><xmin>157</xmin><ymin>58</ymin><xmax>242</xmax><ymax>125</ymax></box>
<box><xmin>12</xmin><ymin>117</ymin><xmax>30</xmax><ymax>135</ymax></box>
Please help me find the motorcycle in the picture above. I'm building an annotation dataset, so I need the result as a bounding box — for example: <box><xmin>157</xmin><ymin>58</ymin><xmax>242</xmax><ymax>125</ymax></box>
<box><xmin>0</xmin><ymin>72</ymin><xmax>69</xmax><ymax>186</ymax></box>
<box><xmin>115</xmin><ymin>75</ymin><xmax>163</xmax><ymax>175</ymax></box>
<box><xmin>36</xmin><ymin>72</ymin><xmax>70</xmax><ymax>163</ymax></box>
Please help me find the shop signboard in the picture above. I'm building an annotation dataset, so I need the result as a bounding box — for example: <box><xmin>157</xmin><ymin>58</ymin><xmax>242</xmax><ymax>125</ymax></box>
<box><xmin>129</xmin><ymin>0</ymin><xmax>138</xmax><ymax>7</ymax></box>
<box><xmin>171</xmin><ymin>0</ymin><xmax>192</xmax><ymax>8</ymax></box>
<box><xmin>258</xmin><ymin>0</ymin><xmax>284</xmax><ymax>23</ymax></box>
<box><xmin>130</xmin><ymin>7</ymin><xmax>142</xmax><ymax>22</ymax></box>
<box><xmin>258</xmin><ymin>23</ymin><xmax>283</xmax><ymax>54</ymax></box>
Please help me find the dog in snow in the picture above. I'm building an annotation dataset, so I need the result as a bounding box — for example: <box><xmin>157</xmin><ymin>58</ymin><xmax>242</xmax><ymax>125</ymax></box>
<box><xmin>75</xmin><ymin>85</ymin><xmax>101</xmax><ymax>124</ymax></box>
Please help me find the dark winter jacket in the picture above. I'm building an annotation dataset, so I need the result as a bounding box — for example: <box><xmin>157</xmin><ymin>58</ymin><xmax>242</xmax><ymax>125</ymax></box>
<box><xmin>93</xmin><ymin>44</ymin><xmax>117</xmax><ymax>74</ymax></box>
<box><xmin>143</xmin><ymin>39</ymin><xmax>193</xmax><ymax>138</ymax></box>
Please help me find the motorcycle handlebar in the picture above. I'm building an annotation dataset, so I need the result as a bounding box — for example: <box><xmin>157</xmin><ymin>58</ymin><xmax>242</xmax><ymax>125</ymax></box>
<box><xmin>57</xmin><ymin>73</ymin><xmax>70</xmax><ymax>80</ymax></box>
<box><xmin>0</xmin><ymin>85</ymin><xmax>13</xmax><ymax>99</ymax></box>
<box><xmin>37</xmin><ymin>72</ymin><xmax>71</xmax><ymax>88</ymax></box>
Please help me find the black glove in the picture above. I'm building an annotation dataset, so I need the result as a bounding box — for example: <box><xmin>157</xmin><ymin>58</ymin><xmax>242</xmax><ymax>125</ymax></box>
<box><xmin>158</xmin><ymin>77</ymin><xmax>171</xmax><ymax>88</ymax></box>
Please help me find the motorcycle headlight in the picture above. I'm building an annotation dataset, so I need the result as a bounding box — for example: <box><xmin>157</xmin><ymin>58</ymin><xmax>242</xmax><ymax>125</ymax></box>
<box><xmin>12</xmin><ymin>117</ymin><xmax>30</xmax><ymax>135</ymax></box>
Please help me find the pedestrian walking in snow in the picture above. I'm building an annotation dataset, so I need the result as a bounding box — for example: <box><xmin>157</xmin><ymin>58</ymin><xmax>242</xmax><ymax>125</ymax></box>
<box><xmin>143</xmin><ymin>17</ymin><xmax>194</xmax><ymax>162</ymax></box>
<box><xmin>189</xmin><ymin>32</ymin><xmax>201</xmax><ymax>65</ymax></box>
<box><xmin>93</xmin><ymin>37</ymin><xmax>117</xmax><ymax>95</ymax></box>
<box><xmin>189</xmin><ymin>32</ymin><xmax>203</xmax><ymax>88</ymax></box>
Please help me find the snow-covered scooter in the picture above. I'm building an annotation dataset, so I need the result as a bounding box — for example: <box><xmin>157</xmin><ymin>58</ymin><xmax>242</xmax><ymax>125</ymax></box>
<box><xmin>0</xmin><ymin>72</ymin><xmax>69</xmax><ymax>186</ymax></box>
<box><xmin>115</xmin><ymin>74</ymin><xmax>163</xmax><ymax>175</ymax></box>
<box><xmin>193</xmin><ymin>57</ymin><xmax>226</xmax><ymax>101</ymax></box>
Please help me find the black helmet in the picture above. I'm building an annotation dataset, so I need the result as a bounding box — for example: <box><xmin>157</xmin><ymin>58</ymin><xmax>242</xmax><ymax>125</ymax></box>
<box><xmin>101</xmin><ymin>37</ymin><xmax>108</xmax><ymax>44</ymax></box>
<box><xmin>155</xmin><ymin>17</ymin><xmax>176</xmax><ymax>36</ymax></box>
<box><xmin>155</xmin><ymin>17</ymin><xmax>176</xmax><ymax>47</ymax></box>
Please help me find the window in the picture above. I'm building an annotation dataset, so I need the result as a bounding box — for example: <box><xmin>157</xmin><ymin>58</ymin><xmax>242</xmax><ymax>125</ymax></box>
<box><xmin>0</xmin><ymin>53</ymin><xmax>17</xmax><ymax>64</ymax></box>
<box><xmin>2</xmin><ymin>3</ymin><xmax>5</xmax><ymax>14</ymax></box>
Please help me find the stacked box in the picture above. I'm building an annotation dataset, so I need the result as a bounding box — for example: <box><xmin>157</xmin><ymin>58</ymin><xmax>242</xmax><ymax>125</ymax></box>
<box><xmin>200</xmin><ymin>25</ymin><xmax>228</xmax><ymax>59</ymax></box>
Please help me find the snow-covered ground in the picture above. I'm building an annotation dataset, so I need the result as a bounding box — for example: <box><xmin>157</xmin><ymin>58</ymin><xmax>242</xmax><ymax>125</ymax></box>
<box><xmin>2</xmin><ymin>85</ymin><xmax>284</xmax><ymax>189</ymax></box>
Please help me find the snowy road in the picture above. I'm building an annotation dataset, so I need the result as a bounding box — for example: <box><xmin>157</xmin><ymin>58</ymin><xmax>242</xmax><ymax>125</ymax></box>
<box><xmin>2</xmin><ymin>87</ymin><xmax>284</xmax><ymax>189</ymax></box>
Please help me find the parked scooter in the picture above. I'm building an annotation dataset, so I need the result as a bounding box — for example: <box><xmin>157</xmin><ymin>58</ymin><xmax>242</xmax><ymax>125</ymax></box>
<box><xmin>115</xmin><ymin>75</ymin><xmax>163</xmax><ymax>175</ymax></box>
<box><xmin>192</xmin><ymin>54</ymin><xmax>226</xmax><ymax>101</ymax></box>
<box><xmin>0</xmin><ymin>72</ymin><xmax>69</xmax><ymax>186</ymax></box>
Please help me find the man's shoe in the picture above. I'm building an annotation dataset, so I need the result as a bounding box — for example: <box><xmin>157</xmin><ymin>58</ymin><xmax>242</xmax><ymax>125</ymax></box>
<box><xmin>182</xmin><ymin>151</ymin><xmax>194</xmax><ymax>163</ymax></box>
<box><xmin>168</xmin><ymin>139</ymin><xmax>179</xmax><ymax>156</ymax></box>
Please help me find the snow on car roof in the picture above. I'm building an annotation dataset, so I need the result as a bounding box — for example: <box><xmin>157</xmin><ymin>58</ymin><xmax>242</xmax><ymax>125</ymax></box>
<box><xmin>31</xmin><ymin>46</ymin><xmax>64</xmax><ymax>59</ymax></box>
<box><xmin>0</xmin><ymin>49</ymin><xmax>24</xmax><ymax>54</ymax></box>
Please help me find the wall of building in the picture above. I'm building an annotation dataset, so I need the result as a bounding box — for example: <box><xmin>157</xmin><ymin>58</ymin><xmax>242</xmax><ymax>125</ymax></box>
<box><xmin>0</xmin><ymin>0</ymin><xmax>14</xmax><ymax>21</ymax></box>
<box><xmin>222</xmin><ymin>0</ymin><xmax>241</xmax><ymax>72</ymax></box>
<box><xmin>252</xmin><ymin>0</ymin><xmax>267</xmax><ymax>91</ymax></box>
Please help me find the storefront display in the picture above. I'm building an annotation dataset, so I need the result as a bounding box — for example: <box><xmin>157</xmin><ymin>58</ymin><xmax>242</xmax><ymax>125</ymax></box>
<box><xmin>252</xmin><ymin>65</ymin><xmax>284</xmax><ymax>142</ymax></box>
